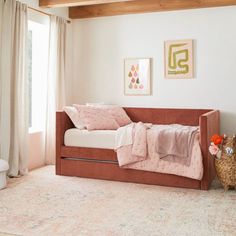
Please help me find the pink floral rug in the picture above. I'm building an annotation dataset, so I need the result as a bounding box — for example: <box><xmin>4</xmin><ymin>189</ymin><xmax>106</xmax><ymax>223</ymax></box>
<box><xmin>0</xmin><ymin>166</ymin><xmax>235</xmax><ymax>236</ymax></box>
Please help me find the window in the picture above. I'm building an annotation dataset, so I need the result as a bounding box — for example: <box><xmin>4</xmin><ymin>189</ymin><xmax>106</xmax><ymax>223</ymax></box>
<box><xmin>27</xmin><ymin>20</ymin><xmax>49</xmax><ymax>132</ymax></box>
<box><xmin>28</xmin><ymin>29</ymin><xmax>32</xmax><ymax>127</ymax></box>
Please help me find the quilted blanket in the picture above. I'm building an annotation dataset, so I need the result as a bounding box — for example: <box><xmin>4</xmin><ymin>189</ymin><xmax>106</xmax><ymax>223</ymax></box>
<box><xmin>115</xmin><ymin>123</ymin><xmax>203</xmax><ymax>180</ymax></box>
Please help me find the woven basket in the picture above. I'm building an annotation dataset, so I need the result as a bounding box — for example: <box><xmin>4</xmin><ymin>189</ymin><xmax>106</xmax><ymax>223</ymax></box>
<box><xmin>214</xmin><ymin>136</ymin><xmax>236</xmax><ymax>191</ymax></box>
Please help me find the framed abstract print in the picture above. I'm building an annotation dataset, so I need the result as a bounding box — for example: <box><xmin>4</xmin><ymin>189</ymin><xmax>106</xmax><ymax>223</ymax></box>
<box><xmin>165</xmin><ymin>39</ymin><xmax>194</xmax><ymax>79</ymax></box>
<box><xmin>124</xmin><ymin>58</ymin><xmax>151</xmax><ymax>95</ymax></box>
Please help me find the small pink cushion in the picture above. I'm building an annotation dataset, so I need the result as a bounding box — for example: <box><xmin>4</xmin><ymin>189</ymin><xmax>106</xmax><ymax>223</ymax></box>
<box><xmin>74</xmin><ymin>105</ymin><xmax>120</xmax><ymax>131</ymax></box>
<box><xmin>87</xmin><ymin>105</ymin><xmax>132</xmax><ymax>127</ymax></box>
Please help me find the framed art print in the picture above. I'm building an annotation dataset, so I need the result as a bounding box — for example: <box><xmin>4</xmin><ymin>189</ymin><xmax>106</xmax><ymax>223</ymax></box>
<box><xmin>124</xmin><ymin>58</ymin><xmax>151</xmax><ymax>95</ymax></box>
<box><xmin>165</xmin><ymin>39</ymin><xmax>194</xmax><ymax>79</ymax></box>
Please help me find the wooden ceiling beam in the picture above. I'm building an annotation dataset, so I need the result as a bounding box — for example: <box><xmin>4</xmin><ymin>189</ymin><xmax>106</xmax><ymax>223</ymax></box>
<box><xmin>39</xmin><ymin>0</ymin><xmax>134</xmax><ymax>8</ymax></box>
<box><xmin>69</xmin><ymin>0</ymin><xmax>236</xmax><ymax>19</ymax></box>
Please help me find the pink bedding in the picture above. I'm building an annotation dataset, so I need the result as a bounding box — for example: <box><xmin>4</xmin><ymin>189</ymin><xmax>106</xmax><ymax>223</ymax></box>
<box><xmin>116</xmin><ymin>123</ymin><xmax>203</xmax><ymax>180</ymax></box>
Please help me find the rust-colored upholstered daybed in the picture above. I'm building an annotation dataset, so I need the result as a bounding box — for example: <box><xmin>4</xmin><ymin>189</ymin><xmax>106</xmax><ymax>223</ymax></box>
<box><xmin>56</xmin><ymin>107</ymin><xmax>220</xmax><ymax>190</ymax></box>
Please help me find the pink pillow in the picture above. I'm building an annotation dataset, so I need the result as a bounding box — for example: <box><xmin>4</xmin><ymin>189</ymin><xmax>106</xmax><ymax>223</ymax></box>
<box><xmin>63</xmin><ymin>106</ymin><xmax>86</xmax><ymax>129</ymax></box>
<box><xmin>74</xmin><ymin>105</ymin><xmax>120</xmax><ymax>131</ymax></box>
<box><xmin>106</xmin><ymin>106</ymin><xmax>132</xmax><ymax>127</ymax></box>
<box><xmin>88</xmin><ymin>104</ymin><xmax>132</xmax><ymax>127</ymax></box>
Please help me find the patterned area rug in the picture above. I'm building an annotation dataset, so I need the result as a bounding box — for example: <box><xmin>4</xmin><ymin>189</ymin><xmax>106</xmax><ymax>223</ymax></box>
<box><xmin>0</xmin><ymin>166</ymin><xmax>235</xmax><ymax>236</ymax></box>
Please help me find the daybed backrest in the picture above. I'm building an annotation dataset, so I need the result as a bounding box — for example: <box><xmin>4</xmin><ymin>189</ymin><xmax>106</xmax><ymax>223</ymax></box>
<box><xmin>124</xmin><ymin>107</ymin><xmax>212</xmax><ymax>126</ymax></box>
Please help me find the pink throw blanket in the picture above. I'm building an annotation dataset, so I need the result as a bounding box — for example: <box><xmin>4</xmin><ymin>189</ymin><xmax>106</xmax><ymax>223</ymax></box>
<box><xmin>154</xmin><ymin>124</ymin><xmax>199</xmax><ymax>166</ymax></box>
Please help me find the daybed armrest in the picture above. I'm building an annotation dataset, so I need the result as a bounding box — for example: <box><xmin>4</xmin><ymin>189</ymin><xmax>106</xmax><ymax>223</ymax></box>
<box><xmin>199</xmin><ymin>110</ymin><xmax>220</xmax><ymax>190</ymax></box>
<box><xmin>56</xmin><ymin>111</ymin><xmax>74</xmax><ymax>175</ymax></box>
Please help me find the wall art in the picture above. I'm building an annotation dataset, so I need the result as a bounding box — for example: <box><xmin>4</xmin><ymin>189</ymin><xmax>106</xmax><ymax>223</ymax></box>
<box><xmin>124</xmin><ymin>58</ymin><xmax>151</xmax><ymax>95</ymax></box>
<box><xmin>165</xmin><ymin>39</ymin><xmax>194</xmax><ymax>79</ymax></box>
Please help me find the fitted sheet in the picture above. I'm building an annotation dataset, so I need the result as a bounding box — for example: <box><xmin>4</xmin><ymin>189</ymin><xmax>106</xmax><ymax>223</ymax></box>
<box><xmin>64</xmin><ymin>128</ymin><xmax>117</xmax><ymax>149</ymax></box>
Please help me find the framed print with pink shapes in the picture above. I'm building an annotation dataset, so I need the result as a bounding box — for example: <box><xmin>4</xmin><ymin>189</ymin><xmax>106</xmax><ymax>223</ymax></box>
<box><xmin>124</xmin><ymin>58</ymin><xmax>151</xmax><ymax>95</ymax></box>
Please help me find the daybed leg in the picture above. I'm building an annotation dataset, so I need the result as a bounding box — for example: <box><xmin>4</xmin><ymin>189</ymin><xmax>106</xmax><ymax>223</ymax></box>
<box><xmin>56</xmin><ymin>111</ymin><xmax>63</xmax><ymax>175</ymax></box>
<box><xmin>201</xmin><ymin>182</ymin><xmax>209</xmax><ymax>190</ymax></box>
<box><xmin>55</xmin><ymin>138</ymin><xmax>62</xmax><ymax>175</ymax></box>
<box><xmin>56</xmin><ymin>156</ymin><xmax>61</xmax><ymax>175</ymax></box>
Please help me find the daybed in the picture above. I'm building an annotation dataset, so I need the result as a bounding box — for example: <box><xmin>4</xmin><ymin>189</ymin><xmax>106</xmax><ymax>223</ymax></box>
<box><xmin>56</xmin><ymin>107</ymin><xmax>219</xmax><ymax>190</ymax></box>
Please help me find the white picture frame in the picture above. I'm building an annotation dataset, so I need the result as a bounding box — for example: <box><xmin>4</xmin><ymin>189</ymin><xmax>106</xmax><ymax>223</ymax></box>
<box><xmin>124</xmin><ymin>58</ymin><xmax>151</xmax><ymax>95</ymax></box>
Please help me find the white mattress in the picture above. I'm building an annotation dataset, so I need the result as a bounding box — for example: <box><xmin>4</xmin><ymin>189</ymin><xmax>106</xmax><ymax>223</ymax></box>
<box><xmin>64</xmin><ymin>128</ymin><xmax>117</xmax><ymax>149</ymax></box>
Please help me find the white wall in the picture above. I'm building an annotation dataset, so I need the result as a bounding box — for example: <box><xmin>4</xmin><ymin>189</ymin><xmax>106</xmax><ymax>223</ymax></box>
<box><xmin>28</xmin><ymin>132</ymin><xmax>45</xmax><ymax>170</ymax></box>
<box><xmin>71</xmin><ymin>6</ymin><xmax>236</xmax><ymax>134</ymax></box>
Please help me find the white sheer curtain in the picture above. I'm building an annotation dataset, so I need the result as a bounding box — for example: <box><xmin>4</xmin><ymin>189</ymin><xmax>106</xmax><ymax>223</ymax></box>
<box><xmin>0</xmin><ymin>0</ymin><xmax>28</xmax><ymax>176</ymax></box>
<box><xmin>45</xmin><ymin>16</ymin><xmax>67</xmax><ymax>164</ymax></box>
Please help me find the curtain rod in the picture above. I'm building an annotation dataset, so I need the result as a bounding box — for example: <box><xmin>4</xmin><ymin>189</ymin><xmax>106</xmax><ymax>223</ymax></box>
<box><xmin>28</xmin><ymin>6</ymin><xmax>71</xmax><ymax>24</ymax></box>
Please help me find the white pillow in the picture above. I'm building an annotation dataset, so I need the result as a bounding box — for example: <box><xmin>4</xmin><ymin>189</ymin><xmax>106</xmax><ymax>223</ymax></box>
<box><xmin>63</xmin><ymin>106</ymin><xmax>85</xmax><ymax>129</ymax></box>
